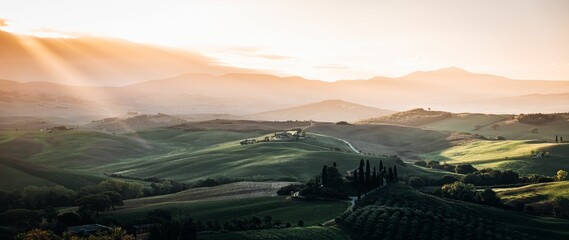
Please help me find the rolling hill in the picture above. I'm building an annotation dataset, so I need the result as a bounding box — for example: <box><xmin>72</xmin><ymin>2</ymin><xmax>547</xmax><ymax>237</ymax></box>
<box><xmin>2</xmin><ymin>64</ymin><xmax>569</xmax><ymax>122</ymax></box>
<box><xmin>359</xmin><ymin>108</ymin><xmax>569</xmax><ymax>141</ymax></box>
<box><xmin>0</xmin><ymin>121</ymin><xmax>456</xmax><ymax>191</ymax></box>
<box><xmin>248</xmin><ymin>99</ymin><xmax>393</xmax><ymax>122</ymax></box>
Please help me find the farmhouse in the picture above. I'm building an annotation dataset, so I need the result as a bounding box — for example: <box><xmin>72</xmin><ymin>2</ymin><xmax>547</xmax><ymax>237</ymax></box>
<box><xmin>271</xmin><ymin>129</ymin><xmax>303</xmax><ymax>141</ymax></box>
<box><xmin>240</xmin><ymin>139</ymin><xmax>257</xmax><ymax>145</ymax></box>
<box><xmin>67</xmin><ymin>224</ymin><xmax>110</xmax><ymax>236</ymax></box>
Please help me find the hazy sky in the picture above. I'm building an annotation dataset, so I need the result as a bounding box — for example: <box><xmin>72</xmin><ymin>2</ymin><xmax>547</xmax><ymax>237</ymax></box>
<box><xmin>1</xmin><ymin>0</ymin><xmax>568</xmax><ymax>81</ymax></box>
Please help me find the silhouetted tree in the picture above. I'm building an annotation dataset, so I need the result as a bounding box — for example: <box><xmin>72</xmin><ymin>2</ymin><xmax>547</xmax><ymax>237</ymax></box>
<box><xmin>333</xmin><ymin>162</ymin><xmax>337</xmax><ymax>168</ymax></box>
<box><xmin>321</xmin><ymin>165</ymin><xmax>328</xmax><ymax>186</ymax></box>
<box><xmin>264</xmin><ymin>216</ymin><xmax>272</xmax><ymax>228</ymax></box>
<box><xmin>393</xmin><ymin>165</ymin><xmax>398</xmax><ymax>180</ymax></box>
<box><xmin>556</xmin><ymin>135</ymin><xmax>559</xmax><ymax>143</ymax></box>
<box><xmin>365</xmin><ymin>160</ymin><xmax>371</xmax><ymax>190</ymax></box>
<box><xmin>298</xmin><ymin>220</ymin><xmax>304</xmax><ymax>227</ymax></box>
<box><xmin>379</xmin><ymin>160</ymin><xmax>384</xmax><ymax>172</ymax></box>
<box><xmin>372</xmin><ymin>167</ymin><xmax>378</xmax><ymax>187</ymax></box>
<box><xmin>358</xmin><ymin>160</ymin><xmax>364</xmax><ymax>192</ymax></box>
<box><xmin>387</xmin><ymin>167</ymin><xmax>394</xmax><ymax>183</ymax></box>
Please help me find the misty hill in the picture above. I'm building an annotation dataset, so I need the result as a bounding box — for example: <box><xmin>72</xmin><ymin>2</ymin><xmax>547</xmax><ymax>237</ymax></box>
<box><xmin>84</xmin><ymin>113</ymin><xmax>187</xmax><ymax>132</ymax></box>
<box><xmin>359</xmin><ymin>108</ymin><xmax>569</xmax><ymax>140</ymax></box>
<box><xmin>1</xmin><ymin>29</ymin><xmax>568</xmax><ymax>116</ymax></box>
<box><xmin>358</xmin><ymin>108</ymin><xmax>452</xmax><ymax>126</ymax></box>
<box><xmin>248</xmin><ymin>99</ymin><xmax>393</xmax><ymax>122</ymax></box>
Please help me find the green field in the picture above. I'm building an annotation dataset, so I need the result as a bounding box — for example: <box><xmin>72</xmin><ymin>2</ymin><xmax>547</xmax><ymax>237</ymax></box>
<box><xmin>102</xmin><ymin>196</ymin><xmax>347</xmax><ymax>226</ymax></box>
<box><xmin>426</xmin><ymin>116</ymin><xmax>569</xmax><ymax>141</ymax></box>
<box><xmin>200</xmin><ymin>226</ymin><xmax>352</xmax><ymax>240</ymax></box>
<box><xmin>0</xmin><ymin>127</ymin><xmax>451</xmax><ymax>191</ymax></box>
<box><xmin>496</xmin><ymin>181</ymin><xmax>569</xmax><ymax>205</ymax></box>
<box><xmin>420</xmin><ymin>139</ymin><xmax>569</xmax><ymax>175</ymax></box>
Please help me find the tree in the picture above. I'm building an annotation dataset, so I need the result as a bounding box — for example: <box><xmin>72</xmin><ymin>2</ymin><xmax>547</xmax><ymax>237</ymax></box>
<box><xmin>354</xmin><ymin>170</ymin><xmax>361</xmax><ymax>200</ymax></box>
<box><xmin>474</xmin><ymin>188</ymin><xmax>501</xmax><ymax>206</ymax></box>
<box><xmin>387</xmin><ymin>168</ymin><xmax>394</xmax><ymax>184</ymax></box>
<box><xmin>2</xmin><ymin>209</ymin><xmax>42</xmax><ymax>228</ymax></box>
<box><xmin>76</xmin><ymin>193</ymin><xmax>111</xmax><ymax>215</ymax></box>
<box><xmin>321</xmin><ymin>165</ymin><xmax>328</xmax><ymax>186</ymax></box>
<box><xmin>427</xmin><ymin>161</ymin><xmax>440</xmax><ymax>169</ymax></box>
<box><xmin>15</xmin><ymin>229</ymin><xmax>60</xmax><ymax>240</ymax></box>
<box><xmin>556</xmin><ymin>135</ymin><xmax>559</xmax><ymax>143</ymax></box>
<box><xmin>455</xmin><ymin>164</ymin><xmax>477</xmax><ymax>174</ymax></box>
<box><xmin>414</xmin><ymin>160</ymin><xmax>427</xmax><ymax>167</ymax></box>
<box><xmin>553</xmin><ymin>196</ymin><xmax>569</xmax><ymax>217</ymax></box>
<box><xmin>333</xmin><ymin>162</ymin><xmax>337</xmax><ymax>168</ymax></box>
<box><xmin>43</xmin><ymin>206</ymin><xmax>58</xmax><ymax>223</ymax></box>
<box><xmin>372</xmin><ymin>167</ymin><xmax>378</xmax><ymax>187</ymax></box>
<box><xmin>264</xmin><ymin>216</ymin><xmax>272</xmax><ymax>228</ymax></box>
<box><xmin>407</xmin><ymin>176</ymin><xmax>425</xmax><ymax>188</ymax></box>
<box><xmin>297</xmin><ymin>220</ymin><xmax>304</xmax><ymax>227</ymax></box>
<box><xmin>556</xmin><ymin>170</ymin><xmax>568</xmax><ymax>181</ymax></box>
<box><xmin>393</xmin><ymin>165</ymin><xmax>398</xmax><ymax>180</ymax></box>
<box><xmin>365</xmin><ymin>160</ymin><xmax>371</xmax><ymax>189</ymax></box>
<box><xmin>250</xmin><ymin>216</ymin><xmax>262</xmax><ymax>229</ymax></box>
<box><xmin>103</xmin><ymin>191</ymin><xmax>123</xmax><ymax>210</ymax></box>
<box><xmin>379</xmin><ymin>160</ymin><xmax>384</xmax><ymax>171</ymax></box>
<box><xmin>530</xmin><ymin>127</ymin><xmax>538</xmax><ymax>133</ymax></box>
<box><xmin>358</xmin><ymin>161</ymin><xmax>364</xmax><ymax>192</ymax></box>
<box><xmin>441</xmin><ymin>181</ymin><xmax>475</xmax><ymax>201</ymax></box>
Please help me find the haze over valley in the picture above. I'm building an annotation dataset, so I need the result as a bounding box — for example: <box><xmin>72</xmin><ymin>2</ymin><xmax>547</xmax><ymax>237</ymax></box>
<box><xmin>1</xmin><ymin>1</ymin><xmax>569</xmax><ymax>240</ymax></box>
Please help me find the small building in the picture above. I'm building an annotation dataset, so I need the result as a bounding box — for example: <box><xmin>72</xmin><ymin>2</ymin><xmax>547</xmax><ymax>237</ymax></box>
<box><xmin>240</xmin><ymin>139</ymin><xmax>257</xmax><ymax>145</ymax></box>
<box><xmin>67</xmin><ymin>224</ymin><xmax>110</xmax><ymax>237</ymax></box>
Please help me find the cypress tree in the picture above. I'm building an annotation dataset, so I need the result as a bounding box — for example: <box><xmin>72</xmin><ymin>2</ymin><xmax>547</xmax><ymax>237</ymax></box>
<box><xmin>358</xmin><ymin>169</ymin><xmax>364</xmax><ymax>193</ymax></box>
<box><xmin>358</xmin><ymin>160</ymin><xmax>365</xmax><ymax>189</ymax></box>
<box><xmin>387</xmin><ymin>167</ymin><xmax>394</xmax><ymax>183</ymax></box>
<box><xmin>394</xmin><ymin>165</ymin><xmax>398</xmax><ymax>180</ymax></box>
<box><xmin>333</xmin><ymin>162</ymin><xmax>337</xmax><ymax>168</ymax></box>
<box><xmin>556</xmin><ymin>135</ymin><xmax>559</xmax><ymax>143</ymax></box>
<box><xmin>365</xmin><ymin>160</ymin><xmax>371</xmax><ymax>190</ymax></box>
<box><xmin>379</xmin><ymin>160</ymin><xmax>384</xmax><ymax>172</ymax></box>
<box><xmin>372</xmin><ymin>167</ymin><xmax>378</xmax><ymax>187</ymax></box>
<box><xmin>322</xmin><ymin>165</ymin><xmax>328</xmax><ymax>186</ymax></box>
<box><xmin>353</xmin><ymin>169</ymin><xmax>359</xmax><ymax>189</ymax></box>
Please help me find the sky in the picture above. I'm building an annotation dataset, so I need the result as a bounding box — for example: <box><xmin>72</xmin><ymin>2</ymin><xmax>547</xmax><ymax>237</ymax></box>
<box><xmin>1</xmin><ymin>0</ymin><xmax>568</xmax><ymax>81</ymax></box>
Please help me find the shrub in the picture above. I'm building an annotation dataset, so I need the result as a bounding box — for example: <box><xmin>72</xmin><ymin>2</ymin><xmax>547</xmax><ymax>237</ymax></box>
<box><xmin>407</xmin><ymin>176</ymin><xmax>425</xmax><ymax>188</ymax></box>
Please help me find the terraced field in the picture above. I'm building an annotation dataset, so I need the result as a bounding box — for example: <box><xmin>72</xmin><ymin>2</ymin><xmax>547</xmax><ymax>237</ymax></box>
<box><xmin>201</xmin><ymin>226</ymin><xmax>352</xmax><ymax>240</ymax></box>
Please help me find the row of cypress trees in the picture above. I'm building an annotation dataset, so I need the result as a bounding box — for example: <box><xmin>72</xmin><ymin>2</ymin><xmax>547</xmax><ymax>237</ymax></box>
<box><xmin>352</xmin><ymin>159</ymin><xmax>398</xmax><ymax>199</ymax></box>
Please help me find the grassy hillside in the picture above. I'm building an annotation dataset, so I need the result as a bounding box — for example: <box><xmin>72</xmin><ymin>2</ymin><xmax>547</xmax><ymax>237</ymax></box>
<box><xmin>0</xmin><ymin>157</ymin><xmax>103</xmax><ymax>191</ymax></box>
<box><xmin>358</xmin><ymin>108</ymin><xmax>452</xmax><ymax>126</ymax></box>
<box><xmin>249</xmin><ymin>99</ymin><xmax>393</xmax><ymax>122</ymax></box>
<box><xmin>420</xmin><ymin>140</ymin><xmax>569</xmax><ymax>175</ymax></box>
<box><xmin>0</xmin><ymin>130</ymin><xmax>171</xmax><ymax>169</ymax></box>
<box><xmin>360</xmin><ymin>109</ymin><xmax>569</xmax><ymax>141</ymax></box>
<box><xmin>496</xmin><ymin>181</ymin><xmax>569</xmax><ymax>205</ymax></box>
<box><xmin>306</xmin><ymin>123</ymin><xmax>485</xmax><ymax>163</ymax></box>
<box><xmin>201</xmin><ymin>227</ymin><xmax>352</xmax><ymax>240</ymax></box>
<box><xmin>424</xmin><ymin>115</ymin><xmax>569</xmax><ymax>141</ymax></box>
<box><xmin>103</xmin><ymin>196</ymin><xmax>347</xmax><ymax>226</ymax></box>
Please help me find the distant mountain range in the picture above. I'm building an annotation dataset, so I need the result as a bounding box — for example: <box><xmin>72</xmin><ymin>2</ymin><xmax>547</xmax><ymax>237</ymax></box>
<box><xmin>1</xmin><ymin>30</ymin><xmax>569</xmax><ymax>120</ymax></box>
